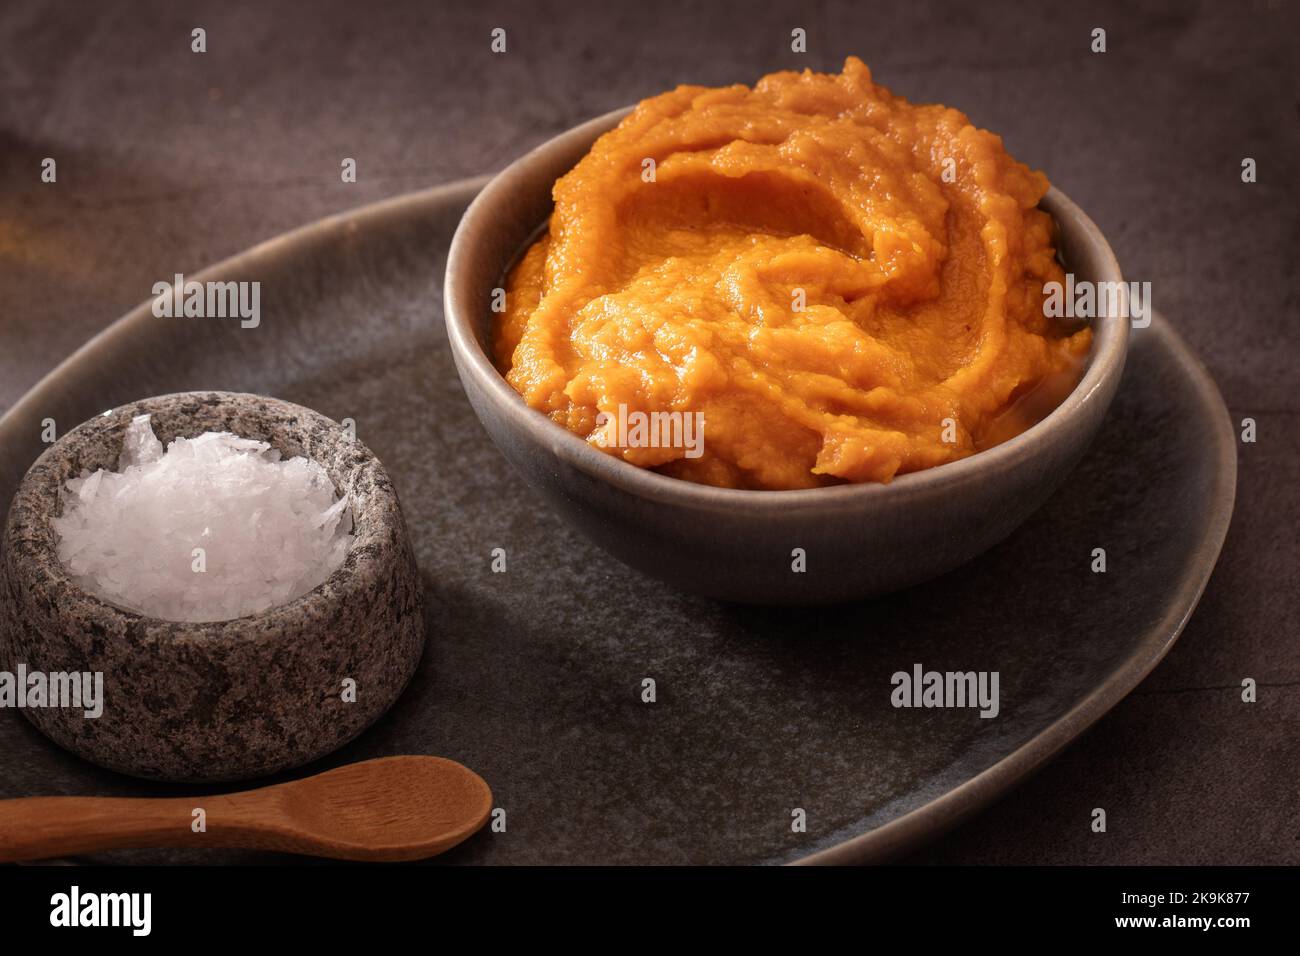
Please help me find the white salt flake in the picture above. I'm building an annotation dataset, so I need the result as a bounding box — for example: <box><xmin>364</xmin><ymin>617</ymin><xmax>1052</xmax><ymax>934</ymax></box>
<box><xmin>117</xmin><ymin>413</ymin><xmax>163</xmax><ymax>468</ymax></box>
<box><xmin>52</xmin><ymin>414</ymin><xmax>353</xmax><ymax>623</ymax></box>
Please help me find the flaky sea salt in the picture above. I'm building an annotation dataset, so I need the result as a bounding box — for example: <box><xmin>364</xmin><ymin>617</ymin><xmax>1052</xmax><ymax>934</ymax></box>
<box><xmin>52</xmin><ymin>414</ymin><xmax>353</xmax><ymax>623</ymax></box>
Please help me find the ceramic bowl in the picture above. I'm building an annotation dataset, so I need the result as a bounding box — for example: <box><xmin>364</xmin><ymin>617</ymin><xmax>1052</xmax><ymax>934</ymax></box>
<box><xmin>0</xmin><ymin>391</ymin><xmax>425</xmax><ymax>781</ymax></box>
<box><xmin>445</xmin><ymin>108</ymin><xmax>1129</xmax><ymax>604</ymax></box>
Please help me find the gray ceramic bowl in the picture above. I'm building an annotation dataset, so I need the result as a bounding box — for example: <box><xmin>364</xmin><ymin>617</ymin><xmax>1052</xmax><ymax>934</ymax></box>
<box><xmin>0</xmin><ymin>391</ymin><xmax>425</xmax><ymax>782</ymax></box>
<box><xmin>445</xmin><ymin>108</ymin><xmax>1129</xmax><ymax>605</ymax></box>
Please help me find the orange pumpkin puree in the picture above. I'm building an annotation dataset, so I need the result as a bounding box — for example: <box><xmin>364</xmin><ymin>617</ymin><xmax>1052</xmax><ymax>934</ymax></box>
<box><xmin>495</xmin><ymin>58</ymin><xmax>1091</xmax><ymax>490</ymax></box>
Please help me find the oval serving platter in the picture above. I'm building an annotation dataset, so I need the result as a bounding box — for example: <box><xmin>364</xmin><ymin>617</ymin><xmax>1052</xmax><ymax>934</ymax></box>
<box><xmin>0</xmin><ymin>177</ymin><xmax>1235</xmax><ymax>865</ymax></box>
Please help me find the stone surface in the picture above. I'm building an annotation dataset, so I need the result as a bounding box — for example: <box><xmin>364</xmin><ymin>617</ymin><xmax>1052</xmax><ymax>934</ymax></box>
<box><xmin>0</xmin><ymin>0</ymin><xmax>1294</xmax><ymax>863</ymax></box>
<box><xmin>1</xmin><ymin>392</ymin><xmax>425</xmax><ymax>781</ymax></box>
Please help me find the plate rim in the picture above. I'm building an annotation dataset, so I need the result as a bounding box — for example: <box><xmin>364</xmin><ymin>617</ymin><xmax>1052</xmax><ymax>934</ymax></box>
<box><xmin>0</xmin><ymin>175</ymin><xmax>494</xmax><ymax>452</ymax></box>
<box><xmin>795</xmin><ymin>313</ymin><xmax>1238</xmax><ymax>864</ymax></box>
<box><xmin>0</xmin><ymin>178</ymin><xmax>1238</xmax><ymax>866</ymax></box>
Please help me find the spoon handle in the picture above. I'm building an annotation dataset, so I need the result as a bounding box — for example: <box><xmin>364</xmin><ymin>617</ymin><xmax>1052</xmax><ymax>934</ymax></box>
<box><xmin>0</xmin><ymin>794</ymin><xmax>277</xmax><ymax>862</ymax></box>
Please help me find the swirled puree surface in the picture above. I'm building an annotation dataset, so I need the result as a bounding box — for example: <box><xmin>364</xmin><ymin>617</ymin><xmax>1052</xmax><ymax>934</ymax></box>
<box><xmin>495</xmin><ymin>58</ymin><xmax>1091</xmax><ymax>490</ymax></box>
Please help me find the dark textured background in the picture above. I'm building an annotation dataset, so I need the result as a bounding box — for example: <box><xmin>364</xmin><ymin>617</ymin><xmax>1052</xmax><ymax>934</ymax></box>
<box><xmin>0</xmin><ymin>0</ymin><xmax>1296</xmax><ymax>863</ymax></box>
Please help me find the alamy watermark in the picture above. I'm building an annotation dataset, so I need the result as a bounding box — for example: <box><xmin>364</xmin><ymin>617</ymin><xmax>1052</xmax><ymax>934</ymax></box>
<box><xmin>595</xmin><ymin>404</ymin><xmax>705</xmax><ymax>459</ymax></box>
<box><xmin>1044</xmin><ymin>274</ymin><xmax>1151</xmax><ymax>329</ymax></box>
<box><xmin>0</xmin><ymin>664</ymin><xmax>103</xmax><ymax>718</ymax></box>
<box><xmin>50</xmin><ymin>886</ymin><xmax>150</xmax><ymax>936</ymax></box>
<box><xmin>891</xmin><ymin>663</ymin><xmax>999</xmax><ymax>718</ymax></box>
<box><xmin>151</xmin><ymin>273</ymin><xmax>260</xmax><ymax>328</ymax></box>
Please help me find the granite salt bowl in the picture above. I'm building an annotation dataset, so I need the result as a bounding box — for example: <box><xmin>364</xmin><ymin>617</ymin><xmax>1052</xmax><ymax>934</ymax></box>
<box><xmin>445</xmin><ymin>107</ymin><xmax>1130</xmax><ymax>605</ymax></box>
<box><xmin>0</xmin><ymin>391</ymin><xmax>425</xmax><ymax>782</ymax></box>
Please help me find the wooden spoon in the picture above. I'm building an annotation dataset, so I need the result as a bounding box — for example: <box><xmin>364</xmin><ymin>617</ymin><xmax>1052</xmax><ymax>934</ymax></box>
<box><xmin>0</xmin><ymin>755</ymin><xmax>492</xmax><ymax>863</ymax></box>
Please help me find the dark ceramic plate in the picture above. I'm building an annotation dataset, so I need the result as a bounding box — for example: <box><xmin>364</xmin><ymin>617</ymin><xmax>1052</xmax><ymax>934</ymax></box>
<box><xmin>0</xmin><ymin>178</ymin><xmax>1235</xmax><ymax>865</ymax></box>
